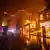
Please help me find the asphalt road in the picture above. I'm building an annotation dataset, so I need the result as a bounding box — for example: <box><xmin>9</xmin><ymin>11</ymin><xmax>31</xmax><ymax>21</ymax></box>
<box><xmin>0</xmin><ymin>34</ymin><xmax>27</xmax><ymax>50</ymax></box>
<box><xmin>0</xmin><ymin>33</ymin><xmax>45</xmax><ymax>50</ymax></box>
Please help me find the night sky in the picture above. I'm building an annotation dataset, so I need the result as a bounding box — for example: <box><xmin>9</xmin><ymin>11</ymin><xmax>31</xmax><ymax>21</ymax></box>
<box><xmin>45</xmin><ymin>0</ymin><xmax>50</xmax><ymax>10</ymax></box>
<box><xmin>0</xmin><ymin>0</ymin><xmax>45</xmax><ymax>14</ymax></box>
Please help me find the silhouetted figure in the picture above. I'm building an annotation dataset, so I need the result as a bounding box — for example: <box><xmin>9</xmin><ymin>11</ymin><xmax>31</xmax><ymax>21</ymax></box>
<box><xmin>42</xmin><ymin>26</ymin><xmax>46</xmax><ymax>50</ymax></box>
<box><xmin>3</xmin><ymin>26</ymin><xmax>8</xmax><ymax>36</ymax></box>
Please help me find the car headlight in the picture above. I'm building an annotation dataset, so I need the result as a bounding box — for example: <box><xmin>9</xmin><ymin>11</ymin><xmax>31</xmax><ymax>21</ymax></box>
<box><xmin>8</xmin><ymin>29</ymin><xmax>16</xmax><ymax>33</ymax></box>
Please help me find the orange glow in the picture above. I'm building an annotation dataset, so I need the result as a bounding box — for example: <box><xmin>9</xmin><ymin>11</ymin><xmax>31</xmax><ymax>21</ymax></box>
<box><xmin>4</xmin><ymin>12</ymin><xmax>8</xmax><ymax>14</ymax></box>
<box><xmin>25</xmin><ymin>26</ymin><xmax>29</xmax><ymax>29</ymax></box>
<box><xmin>40</xmin><ymin>14</ymin><xmax>44</xmax><ymax>20</ymax></box>
<box><xmin>31</xmin><ymin>35</ymin><xmax>37</xmax><ymax>40</ymax></box>
<box><xmin>26</xmin><ymin>40</ymin><xmax>30</xmax><ymax>45</ymax></box>
<box><xmin>2</xmin><ymin>22</ymin><xmax>5</xmax><ymax>26</ymax></box>
<box><xmin>40</xmin><ymin>23</ymin><xmax>44</xmax><ymax>27</ymax></box>
<box><xmin>30</xmin><ymin>24</ymin><xmax>36</xmax><ymax>28</ymax></box>
<box><xmin>24</xmin><ymin>20</ymin><xmax>30</xmax><ymax>25</ymax></box>
<box><xmin>31</xmin><ymin>21</ymin><xmax>36</xmax><ymax>28</ymax></box>
<box><xmin>30</xmin><ymin>24</ymin><xmax>33</xmax><ymax>28</ymax></box>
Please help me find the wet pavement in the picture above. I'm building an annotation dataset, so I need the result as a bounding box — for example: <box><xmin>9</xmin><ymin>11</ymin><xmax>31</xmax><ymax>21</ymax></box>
<box><xmin>0</xmin><ymin>34</ymin><xmax>41</xmax><ymax>50</ymax></box>
<box><xmin>0</xmin><ymin>32</ymin><xmax>50</xmax><ymax>50</ymax></box>
<box><xmin>0</xmin><ymin>33</ymin><xmax>27</xmax><ymax>50</ymax></box>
